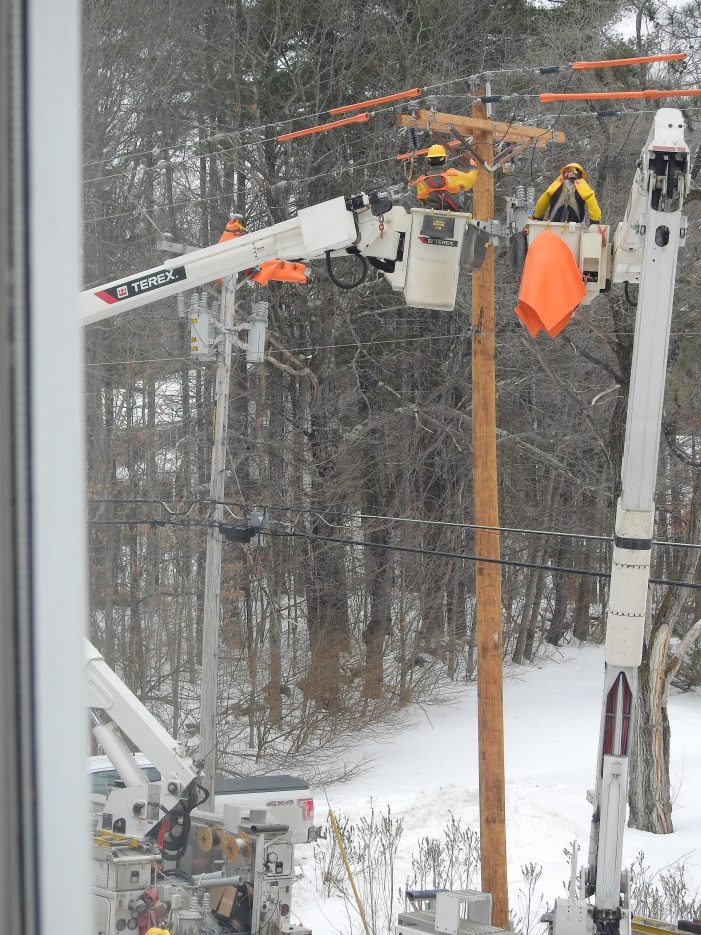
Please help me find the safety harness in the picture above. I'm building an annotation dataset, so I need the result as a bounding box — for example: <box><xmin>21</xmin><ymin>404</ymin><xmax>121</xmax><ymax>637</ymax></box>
<box><xmin>548</xmin><ymin>179</ymin><xmax>585</xmax><ymax>223</ymax></box>
<box><xmin>422</xmin><ymin>172</ymin><xmax>461</xmax><ymax>211</ymax></box>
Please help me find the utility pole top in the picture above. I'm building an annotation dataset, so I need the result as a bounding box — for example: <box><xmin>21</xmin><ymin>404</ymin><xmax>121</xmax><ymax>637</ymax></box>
<box><xmin>397</xmin><ymin>108</ymin><xmax>566</xmax><ymax>149</ymax></box>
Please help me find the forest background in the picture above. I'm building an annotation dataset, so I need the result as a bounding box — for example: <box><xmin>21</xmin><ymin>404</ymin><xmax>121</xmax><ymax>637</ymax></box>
<box><xmin>82</xmin><ymin>0</ymin><xmax>701</xmax><ymax>834</ymax></box>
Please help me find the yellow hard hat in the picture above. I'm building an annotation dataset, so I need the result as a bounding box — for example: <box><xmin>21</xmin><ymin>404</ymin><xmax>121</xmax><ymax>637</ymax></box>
<box><xmin>561</xmin><ymin>162</ymin><xmax>586</xmax><ymax>180</ymax></box>
<box><xmin>427</xmin><ymin>144</ymin><xmax>447</xmax><ymax>161</ymax></box>
<box><xmin>145</xmin><ymin>929</ymin><xmax>170</xmax><ymax>935</ymax></box>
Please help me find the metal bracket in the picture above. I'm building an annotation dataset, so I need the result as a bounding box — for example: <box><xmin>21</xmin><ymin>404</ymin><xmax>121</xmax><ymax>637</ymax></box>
<box><xmin>471</xmin><ymin>218</ymin><xmax>506</xmax><ymax>246</ymax></box>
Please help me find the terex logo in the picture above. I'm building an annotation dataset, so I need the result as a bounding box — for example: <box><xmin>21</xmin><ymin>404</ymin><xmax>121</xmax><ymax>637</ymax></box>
<box><xmin>95</xmin><ymin>265</ymin><xmax>187</xmax><ymax>305</ymax></box>
<box><xmin>131</xmin><ymin>269</ymin><xmax>181</xmax><ymax>293</ymax></box>
<box><xmin>419</xmin><ymin>236</ymin><xmax>458</xmax><ymax>247</ymax></box>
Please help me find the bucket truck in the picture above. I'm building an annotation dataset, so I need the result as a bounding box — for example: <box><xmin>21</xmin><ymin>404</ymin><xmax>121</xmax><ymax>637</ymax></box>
<box><xmin>83</xmin><ymin>111</ymin><xmax>691</xmax><ymax>935</ymax></box>
<box><xmin>542</xmin><ymin>107</ymin><xmax>690</xmax><ymax>935</ymax></box>
<box><xmin>395</xmin><ymin>108</ymin><xmax>690</xmax><ymax>935</ymax></box>
<box><xmin>81</xmin><ymin>190</ymin><xmax>493</xmax><ymax>325</ymax></box>
<box><xmin>87</xmin><ymin>640</ymin><xmax>317</xmax><ymax>935</ymax></box>
<box><xmin>82</xmin><ymin>186</ymin><xmax>491</xmax><ymax>935</ymax></box>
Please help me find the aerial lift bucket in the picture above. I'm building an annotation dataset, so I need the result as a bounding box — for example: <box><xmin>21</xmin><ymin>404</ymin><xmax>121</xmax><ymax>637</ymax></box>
<box><xmin>402</xmin><ymin>208</ymin><xmax>471</xmax><ymax>310</ymax></box>
<box><xmin>526</xmin><ymin>219</ymin><xmax>610</xmax><ymax>306</ymax></box>
<box><xmin>515</xmin><ymin>230</ymin><xmax>586</xmax><ymax>338</ymax></box>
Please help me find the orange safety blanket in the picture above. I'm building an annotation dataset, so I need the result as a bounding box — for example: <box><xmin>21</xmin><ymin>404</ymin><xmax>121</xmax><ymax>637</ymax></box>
<box><xmin>514</xmin><ymin>230</ymin><xmax>585</xmax><ymax>339</ymax></box>
<box><xmin>251</xmin><ymin>260</ymin><xmax>308</xmax><ymax>285</ymax></box>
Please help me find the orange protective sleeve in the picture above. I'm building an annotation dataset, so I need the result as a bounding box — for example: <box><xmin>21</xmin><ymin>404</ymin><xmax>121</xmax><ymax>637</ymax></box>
<box><xmin>277</xmin><ymin>112</ymin><xmax>370</xmax><ymax>142</ymax></box>
<box><xmin>571</xmin><ymin>52</ymin><xmax>686</xmax><ymax>70</ymax></box>
<box><xmin>329</xmin><ymin>88</ymin><xmax>421</xmax><ymax>115</ymax></box>
<box><xmin>541</xmin><ymin>88</ymin><xmax>701</xmax><ymax>102</ymax></box>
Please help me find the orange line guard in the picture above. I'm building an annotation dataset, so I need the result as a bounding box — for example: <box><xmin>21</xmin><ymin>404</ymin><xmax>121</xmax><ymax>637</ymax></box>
<box><xmin>277</xmin><ymin>112</ymin><xmax>370</xmax><ymax>142</ymax></box>
<box><xmin>541</xmin><ymin>88</ymin><xmax>701</xmax><ymax>102</ymax></box>
<box><xmin>329</xmin><ymin>88</ymin><xmax>421</xmax><ymax>115</ymax></box>
<box><xmin>571</xmin><ymin>52</ymin><xmax>686</xmax><ymax>70</ymax></box>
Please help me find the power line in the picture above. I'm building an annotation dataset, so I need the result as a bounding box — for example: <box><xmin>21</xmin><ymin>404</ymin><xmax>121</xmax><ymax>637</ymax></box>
<box><xmin>81</xmin><ymin>96</ymin><xmax>701</xmax><ymax>224</ymax></box>
<box><xmin>264</xmin><ymin>527</ymin><xmax>701</xmax><ymax>591</ymax></box>
<box><xmin>80</xmin><ymin>47</ymin><xmax>694</xmax><ymax>171</ymax></box>
<box><xmin>87</xmin><ymin>514</ymin><xmax>701</xmax><ymax>589</ymax></box>
<box><xmin>86</xmin><ymin>499</ymin><xmax>701</xmax><ymax>552</ymax></box>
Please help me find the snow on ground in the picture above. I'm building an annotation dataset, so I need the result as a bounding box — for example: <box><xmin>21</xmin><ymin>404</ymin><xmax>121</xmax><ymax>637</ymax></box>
<box><xmin>293</xmin><ymin>645</ymin><xmax>701</xmax><ymax>932</ymax></box>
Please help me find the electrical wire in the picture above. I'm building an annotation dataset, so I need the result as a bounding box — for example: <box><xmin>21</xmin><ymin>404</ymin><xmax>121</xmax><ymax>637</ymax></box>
<box><xmin>85</xmin><ymin>516</ymin><xmax>701</xmax><ymax>589</ymax></box>
<box><xmin>82</xmin><ymin>98</ymin><xmax>701</xmax><ymax>224</ymax></box>
<box><xmin>264</xmin><ymin>527</ymin><xmax>701</xmax><ymax>591</ymax></box>
<box><xmin>529</xmin><ymin>70</ymin><xmax>575</xmax><ymax>182</ymax></box>
<box><xmin>81</xmin><ymin>324</ymin><xmax>701</xmax><ymax>369</ymax></box>
<box><xmin>83</xmin><ymin>153</ymin><xmax>398</xmax><ymax>224</ymax></box>
<box><xmin>611</xmin><ymin>113</ymin><xmax>641</xmax><ymax>161</ymax></box>
<box><xmin>87</xmin><ymin>497</ymin><xmax>701</xmax><ymax>551</ymax></box>
<box><xmin>80</xmin><ymin>51</ymin><xmax>691</xmax><ymax>171</ymax></box>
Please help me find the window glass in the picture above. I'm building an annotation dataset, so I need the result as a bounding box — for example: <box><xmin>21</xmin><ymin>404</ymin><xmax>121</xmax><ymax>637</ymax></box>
<box><xmin>91</xmin><ymin>769</ymin><xmax>119</xmax><ymax>796</ymax></box>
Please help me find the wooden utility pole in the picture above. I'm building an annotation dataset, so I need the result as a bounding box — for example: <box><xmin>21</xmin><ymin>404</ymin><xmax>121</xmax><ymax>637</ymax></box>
<box><xmin>397</xmin><ymin>101</ymin><xmax>565</xmax><ymax>929</ymax></box>
<box><xmin>469</xmin><ymin>93</ymin><xmax>508</xmax><ymax>928</ymax></box>
<box><xmin>199</xmin><ymin>275</ymin><xmax>237</xmax><ymax>804</ymax></box>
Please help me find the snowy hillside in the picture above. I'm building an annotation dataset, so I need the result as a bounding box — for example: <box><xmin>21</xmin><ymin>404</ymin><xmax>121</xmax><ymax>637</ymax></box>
<box><xmin>295</xmin><ymin>645</ymin><xmax>701</xmax><ymax>932</ymax></box>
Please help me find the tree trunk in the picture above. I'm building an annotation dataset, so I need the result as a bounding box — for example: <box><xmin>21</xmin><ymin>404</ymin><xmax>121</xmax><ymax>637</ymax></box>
<box><xmin>545</xmin><ymin>539</ymin><xmax>571</xmax><ymax>646</ymax></box>
<box><xmin>628</xmin><ymin>623</ymin><xmax>673</xmax><ymax>833</ymax></box>
<box><xmin>572</xmin><ymin>562</ymin><xmax>593</xmax><ymax>642</ymax></box>
<box><xmin>512</xmin><ymin>556</ymin><xmax>542</xmax><ymax>664</ymax></box>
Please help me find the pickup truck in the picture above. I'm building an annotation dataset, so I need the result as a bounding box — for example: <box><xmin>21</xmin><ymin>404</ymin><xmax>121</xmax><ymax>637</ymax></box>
<box><xmin>88</xmin><ymin>754</ymin><xmax>316</xmax><ymax>844</ymax></box>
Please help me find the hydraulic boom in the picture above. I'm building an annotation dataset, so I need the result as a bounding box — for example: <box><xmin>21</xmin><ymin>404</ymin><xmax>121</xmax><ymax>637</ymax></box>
<box><xmin>81</xmin><ymin>191</ymin><xmax>487</xmax><ymax>324</ymax></box>
<box><xmin>546</xmin><ymin>108</ymin><xmax>690</xmax><ymax>935</ymax></box>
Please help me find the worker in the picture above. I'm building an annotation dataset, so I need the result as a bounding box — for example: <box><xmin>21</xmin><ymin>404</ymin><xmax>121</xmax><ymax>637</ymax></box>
<box><xmin>216</xmin><ymin>213</ymin><xmax>249</xmax><ymax>283</ymax></box>
<box><xmin>532</xmin><ymin>163</ymin><xmax>602</xmax><ymax>224</ymax></box>
<box><xmin>219</xmin><ymin>213</ymin><xmax>246</xmax><ymax>242</ymax></box>
<box><xmin>412</xmin><ymin>144</ymin><xmax>478</xmax><ymax>212</ymax></box>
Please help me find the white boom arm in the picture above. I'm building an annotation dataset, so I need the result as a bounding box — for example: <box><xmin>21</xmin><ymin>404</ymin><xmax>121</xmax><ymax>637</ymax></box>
<box><xmin>547</xmin><ymin>109</ymin><xmax>690</xmax><ymax>935</ymax></box>
<box><xmin>81</xmin><ymin>194</ymin><xmax>412</xmax><ymax>325</ymax></box>
<box><xmin>81</xmin><ymin>192</ymin><xmax>486</xmax><ymax>323</ymax></box>
<box><xmin>86</xmin><ymin>640</ymin><xmax>203</xmax><ymax>835</ymax></box>
<box><xmin>82</xmin><ymin>189</ymin><xmax>485</xmax><ymax>839</ymax></box>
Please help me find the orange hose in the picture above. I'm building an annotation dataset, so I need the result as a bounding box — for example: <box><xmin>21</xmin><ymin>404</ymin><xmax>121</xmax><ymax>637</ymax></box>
<box><xmin>329</xmin><ymin>88</ymin><xmax>421</xmax><ymax>115</ymax></box>
<box><xmin>571</xmin><ymin>52</ymin><xmax>686</xmax><ymax>70</ymax></box>
<box><xmin>540</xmin><ymin>88</ymin><xmax>701</xmax><ymax>102</ymax></box>
<box><xmin>277</xmin><ymin>112</ymin><xmax>370</xmax><ymax>142</ymax></box>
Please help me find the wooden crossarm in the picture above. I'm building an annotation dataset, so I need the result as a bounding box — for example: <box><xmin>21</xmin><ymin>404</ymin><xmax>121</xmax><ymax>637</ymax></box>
<box><xmin>397</xmin><ymin>108</ymin><xmax>565</xmax><ymax>148</ymax></box>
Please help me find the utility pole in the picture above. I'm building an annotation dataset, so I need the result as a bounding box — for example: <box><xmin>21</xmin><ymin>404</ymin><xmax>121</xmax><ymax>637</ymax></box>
<box><xmin>199</xmin><ymin>275</ymin><xmax>237</xmax><ymax>804</ymax></box>
<box><xmin>397</xmin><ymin>98</ymin><xmax>565</xmax><ymax>929</ymax></box>
<box><xmin>469</xmin><ymin>89</ymin><xmax>508</xmax><ymax>928</ymax></box>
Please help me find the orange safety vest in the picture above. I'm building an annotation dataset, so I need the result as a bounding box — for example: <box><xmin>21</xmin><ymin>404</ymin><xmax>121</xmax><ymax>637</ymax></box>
<box><xmin>413</xmin><ymin>167</ymin><xmax>478</xmax><ymax>211</ymax></box>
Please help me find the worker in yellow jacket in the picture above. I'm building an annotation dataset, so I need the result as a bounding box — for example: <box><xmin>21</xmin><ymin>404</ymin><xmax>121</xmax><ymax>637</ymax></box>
<box><xmin>532</xmin><ymin>163</ymin><xmax>602</xmax><ymax>224</ymax></box>
<box><xmin>412</xmin><ymin>144</ymin><xmax>478</xmax><ymax>212</ymax></box>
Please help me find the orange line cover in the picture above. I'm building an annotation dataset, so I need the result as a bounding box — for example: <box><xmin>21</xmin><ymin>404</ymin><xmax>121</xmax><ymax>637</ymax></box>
<box><xmin>251</xmin><ymin>260</ymin><xmax>308</xmax><ymax>285</ymax></box>
<box><xmin>541</xmin><ymin>88</ymin><xmax>701</xmax><ymax>102</ymax></box>
<box><xmin>515</xmin><ymin>231</ymin><xmax>585</xmax><ymax>339</ymax></box>
<box><xmin>571</xmin><ymin>52</ymin><xmax>686</xmax><ymax>70</ymax></box>
<box><xmin>277</xmin><ymin>112</ymin><xmax>369</xmax><ymax>142</ymax></box>
<box><xmin>329</xmin><ymin>88</ymin><xmax>421</xmax><ymax>115</ymax></box>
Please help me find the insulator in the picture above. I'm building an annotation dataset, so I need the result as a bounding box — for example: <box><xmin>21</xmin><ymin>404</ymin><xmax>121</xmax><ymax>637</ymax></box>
<box><xmin>251</xmin><ymin>300</ymin><xmax>269</xmax><ymax>323</ymax></box>
<box><xmin>176</xmin><ymin>293</ymin><xmax>186</xmax><ymax>319</ymax></box>
<box><xmin>526</xmin><ymin>186</ymin><xmax>535</xmax><ymax>211</ymax></box>
<box><xmin>515</xmin><ymin>184</ymin><xmax>525</xmax><ymax>206</ymax></box>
